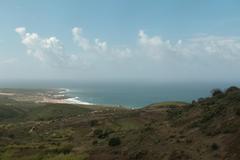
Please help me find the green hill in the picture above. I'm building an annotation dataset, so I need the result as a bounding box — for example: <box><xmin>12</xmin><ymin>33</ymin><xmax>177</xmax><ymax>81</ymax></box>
<box><xmin>0</xmin><ymin>86</ymin><xmax>239</xmax><ymax>160</ymax></box>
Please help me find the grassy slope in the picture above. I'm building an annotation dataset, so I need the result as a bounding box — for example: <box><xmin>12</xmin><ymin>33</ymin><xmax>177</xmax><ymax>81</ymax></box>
<box><xmin>0</xmin><ymin>87</ymin><xmax>240</xmax><ymax>160</ymax></box>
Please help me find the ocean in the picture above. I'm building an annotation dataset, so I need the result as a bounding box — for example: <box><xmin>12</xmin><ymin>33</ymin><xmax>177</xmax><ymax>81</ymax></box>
<box><xmin>1</xmin><ymin>80</ymin><xmax>239</xmax><ymax>108</ymax></box>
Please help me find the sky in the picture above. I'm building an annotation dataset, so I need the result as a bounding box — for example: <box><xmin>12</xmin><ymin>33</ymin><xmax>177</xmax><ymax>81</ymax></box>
<box><xmin>1</xmin><ymin>0</ymin><xmax>240</xmax><ymax>82</ymax></box>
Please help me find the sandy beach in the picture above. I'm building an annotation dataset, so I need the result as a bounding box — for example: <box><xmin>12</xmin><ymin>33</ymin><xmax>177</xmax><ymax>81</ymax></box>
<box><xmin>39</xmin><ymin>97</ymin><xmax>67</xmax><ymax>104</ymax></box>
<box><xmin>39</xmin><ymin>97</ymin><xmax>93</xmax><ymax>105</ymax></box>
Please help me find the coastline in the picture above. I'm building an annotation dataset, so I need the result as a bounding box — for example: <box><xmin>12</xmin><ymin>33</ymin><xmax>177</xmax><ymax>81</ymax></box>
<box><xmin>0</xmin><ymin>88</ymin><xmax>134</xmax><ymax>108</ymax></box>
<box><xmin>38</xmin><ymin>88</ymin><xmax>94</xmax><ymax>105</ymax></box>
<box><xmin>40</xmin><ymin>97</ymin><xmax>93</xmax><ymax>105</ymax></box>
<box><xmin>0</xmin><ymin>87</ymin><xmax>187</xmax><ymax>108</ymax></box>
<box><xmin>0</xmin><ymin>88</ymin><xmax>94</xmax><ymax>105</ymax></box>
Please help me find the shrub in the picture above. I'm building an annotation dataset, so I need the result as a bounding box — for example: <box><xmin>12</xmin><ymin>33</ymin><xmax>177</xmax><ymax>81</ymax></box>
<box><xmin>198</xmin><ymin>98</ymin><xmax>205</xmax><ymax>103</ymax></box>
<box><xmin>168</xmin><ymin>150</ymin><xmax>190</xmax><ymax>160</ymax></box>
<box><xmin>236</xmin><ymin>108</ymin><xmax>240</xmax><ymax>116</ymax></box>
<box><xmin>46</xmin><ymin>144</ymin><xmax>73</xmax><ymax>154</ymax></box>
<box><xmin>108</xmin><ymin>137</ymin><xmax>121</xmax><ymax>146</ymax></box>
<box><xmin>8</xmin><ymin>134</ymin><xmax>15</xmax><ymax>139</ymax></box>
<box><xmin>90</xmin><ymin>120</ymin><xmax>98</xmax><ymax>127</ymax></box>
<box><xmin>191</xmin><ymin>100</ymin><xmax>197</xmax><ymax>105</ymax></box>
<box><xmin>93</xmin><ymin>128</ymin><xmax>113</xmax><ymax>139</ymax></box>
<box><xmin>211</xmin><ymin>89</ymin><xmax>223</xmax><ymax>97</ymax></box>
<box><xmin>225</xmin><ymin>86</ymin><xmax>240</xmax><ymax>94</ymax></box>
<box><xmin>45</xmin><ymin>154</ymin><xmax>88</xmax><ymax>160</ymax></box>
<box><xmin>211</xmin><ymin>143</ymin><xmax>219</xmax><ymax>150</ymax></box>
<box><xmin>92</xmin><ymin>140</ymin><xmax>98</xmax><ymax>145</ymax></box>
<box><xmin>222</xmin><ymin>123</ymin><xmax>239</xmax><ymax>133</ymax></box>
<box><xmin>167</xmin><ymin>109</ymin><xmax>183</xmax><ymax>120</ymax></box>
<box><xmin>93</xmin><ymin>129</ymin><xmax>103</xmax><ymax>137</ymax></box>
<box><xmin>59</xmin><ymin>144</ymin><xmax>73</xmax><ymax>154</ymax></box>
<box><xmin>129</xmin><ymin>150</ymin><xmax>147</xmax><ymax>159</ymax></box>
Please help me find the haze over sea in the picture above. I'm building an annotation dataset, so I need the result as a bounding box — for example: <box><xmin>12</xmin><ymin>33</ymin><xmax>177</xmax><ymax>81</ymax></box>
<box><xmin>1</xmin><ymin>80</ymin><xmax>239</xmax><ymax>108</ymax></box>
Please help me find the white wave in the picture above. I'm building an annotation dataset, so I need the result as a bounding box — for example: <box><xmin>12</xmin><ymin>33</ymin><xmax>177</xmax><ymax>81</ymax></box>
<box><xmin>64</xmin><ymin>97</ymin><xmax>93</xmax><ymax>105</ymax></box>
<box><xmin>58</xmin><ymin>88</ymin><xmax>70</xmax><ymax>94</ymax></box>
<box><xmin>53</xmin><ymin>94</ymin><xmax>65</xmax><ymax>98</ymax></box>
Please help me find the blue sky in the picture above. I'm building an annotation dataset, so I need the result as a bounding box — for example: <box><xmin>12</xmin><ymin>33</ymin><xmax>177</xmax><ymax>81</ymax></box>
<box><xmin>1</xmin><ymin>0</ymin><xmax>240</xmax><ymax>82</ymax></box>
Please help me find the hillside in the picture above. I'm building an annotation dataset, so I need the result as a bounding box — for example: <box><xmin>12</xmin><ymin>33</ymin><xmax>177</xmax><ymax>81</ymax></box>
<box><xmin>0</xmin><ymin>87</ymin><xmax>239</xmax><ymax>160</ymax></box>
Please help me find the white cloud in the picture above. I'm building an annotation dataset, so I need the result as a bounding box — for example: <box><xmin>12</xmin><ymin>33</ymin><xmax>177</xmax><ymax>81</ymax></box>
<box><xmin>72</xmin><ymin>27</ymin><xmax>108</xmax><ymax>52</ymax></box>
<box><xmin>183</xmin><ymin>36</ymin><xmax>240</xmax><ymax>60</ymax></box>
<box><xmin>16</xmin><ymin>27</ymin><xmax>240</xmax><ymax>66</ymax></box>
<box><xmin>72</xmin><ymin>27</ymin><xmax>131</xmax><ymax>60</ymax></box>
<box><xmin>139</xmin><ymin>30</ymin><xmax>163</xmax><ymax>46</ymax></box>
<box><xmin>138</xmin><ymin>30</ymin><xmax>240</xmax><ymax>63</ymax></box>
<box><xmin>15</xmin><ymin>27</ymin><xmax>69</xmax><ymax>66</ymax></box>
<box><xmin>15</xmin><ymin>27</ymin><xmax>26</xmax><ymax>37</ymax></box>
<box><xmin>138</xmin><ymin>30</ymin><xmax>175</xmax><ymax>60</ymax></box>
<box><xmin>15</xmin><ymin>27</ymin><xmax>240</xmax><ymax>81</ymax></box>
<box><xmin>72</xmin><ymin>27</ymin><xmax>91</xmax><ymax>51</ymax></box>
<box><xmin>95</xmin><ymin>39</ymin><xmax>107</xmax><ymax>51</ymax></box>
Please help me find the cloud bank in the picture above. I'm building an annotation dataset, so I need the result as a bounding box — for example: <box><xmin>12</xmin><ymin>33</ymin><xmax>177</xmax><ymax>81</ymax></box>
<box><xmin>15</xmin><ymin>27</ymin><xmax>240</xmax><ymax>81</ymax></box>
<box><xmin>138</xmin><ymin>30</ymin><xmax>240</xmax><ymax>63</ymax></box>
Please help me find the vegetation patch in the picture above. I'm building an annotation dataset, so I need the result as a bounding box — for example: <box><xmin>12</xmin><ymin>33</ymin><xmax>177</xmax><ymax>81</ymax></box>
<box><xmin>167</xmin><ymin>108</ymin><xmax>183</xmax><ymax>120</ymax></box>
<box><xmin>211</xmin><ymin>143</ymin><xmax>219</xmax><ymax>151</ymax></box>
<box><xmin>93</xmin><ymin>128</ymin><xmax>114</xmax><ymax>139</ymax></box>
<box><xmin>108</xmin><ymin>137</ymin><xmax>121</xmax><ymax>146</ymax></box>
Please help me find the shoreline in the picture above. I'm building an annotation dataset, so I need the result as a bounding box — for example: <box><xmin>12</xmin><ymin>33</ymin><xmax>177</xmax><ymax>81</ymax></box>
<box><xmin>0</xmin><ymin>88</ymin><xmax>94</xmax><ymax>106</ymax></box>
<box><xmin>39</xmin><ymin>97</ymin><xmax>93</xmax><ymax>105</ymax></box>
<box><xmin>0</xmin><ymin>88</ymin><xmax>136</xmax><ymax>108</ymax></box>
<box><xmin>0</xmin><ymin>88</ymin><xmax>132</xmax><ymax>108</ymax></box>
<box><xmin>38</xmin><ymin>88</ymin><xmax>94</xmax><ymax>105</ymax></box>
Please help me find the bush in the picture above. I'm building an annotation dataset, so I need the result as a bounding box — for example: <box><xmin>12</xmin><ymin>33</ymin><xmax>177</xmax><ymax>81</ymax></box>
<box><xmin>92</xmin><ymin>140</ymin><xmax>98</xmax><ymax>145</ymax></box>
<box><xmin>236</xmin><ymin>108</ymin><xmax>240</xmax><ymax>116</ymax></box>
<box><xmin>46</xmin><ymin>144</ymin><xmax>73</xmax><ymax>154</ymax></box>
<box><xmin>129</xmin><ymin>150</ymin><xmax>147</xmax><ymax>159</ymax></box>
<box><xmin>167</xmin><ymin>109</ymin><xmax>183</xmax><ymax>120</ymax></box>
<box><xmin>225</xmin><ymin>86</ymin><xmax>240</xmax><ymax>94</ymax></box>
<box><xmin>108</xmin><ymin>137</ymin><xmax>121</xmax><ymax>146</ymax></box>
<box><xmin>198</xmin><ymin>98</ymin><xmax>205</xmax><ymax>103</ymax></box>
<box><xmin>8</xmin><ymin>134</ymin><xmax>15</xmax><ymax>139</ymax></box>
<box><xmin>211</xmin><ymin>143</ymin><xmax>219</xmax><ymax>150</ymax></box>
<box><xmin>45</xmin><ymin>154</ymin><xmax>88</xmax><ymax>160</ymax></box>
<box><xmin>93</xmin><ymin>128</ymin><xmax>113</xmax><ymax>139</ymax></box>
<box><xmin>222</xmin><ymin>123</ymin><xmax>239</xmax><ymax>133</ymax></box>
<box><xmin>89</xmin><ymin>120</ymin><xmax>98</xmax><ymax>127</ymax></box>
<box><xmin>211</xmin><ymin>89</ymin><xmax>223</xmax><ymax>97</ymax></box>
<box><xmin>168</xmin><ymin>150</ymin><xmax>190</xmax><ymax>160</ymax></box>
<box><xmin>192</xmin><ymin>100</ymin><xmax>197</xmax><ymax>105</ymax></box>
<box><xmin>93</xmin><ymin>129</ymin><xmax>103</xmax><ymax>137</ymax></box>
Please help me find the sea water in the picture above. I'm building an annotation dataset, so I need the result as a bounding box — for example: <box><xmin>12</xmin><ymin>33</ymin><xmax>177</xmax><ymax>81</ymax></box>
<box><xmin>1</xmin><ymin>80</ymin><xmax>239</xmax><ymax>108</ymax></box>
<box><xmin>63</xmin><ymin>82</ymin><xmax>237</xmax><ymax>108</ymax></box>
